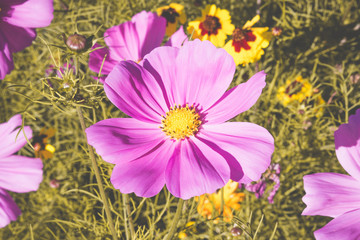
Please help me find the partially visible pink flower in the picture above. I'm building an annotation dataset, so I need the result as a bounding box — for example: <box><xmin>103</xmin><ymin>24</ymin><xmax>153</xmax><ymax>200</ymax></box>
<box><xmin>0</xmin><ymin>115</ymin><xmax>43</xmax><ymax>228</ymax></box>
<box><xmin>89</xmin><ymin>11</ymin><xmax>188</xmax><ymax>82</ymax></box>
<box><xmin>86</xmin><ymin>40</ymin><xmax>274</xmax><ymax>199</ymax></box>
<box><xmin>45</xmin><ymin>62</ymin><xmax>75</xmax><ymax>79</ymax></box>
<box><xmin>243</xmin><ymin>163</ymin><xmax>281</xmax><ymax>203</ymax></box>
<box><xmin>164</xmin><ymin>25</ymin><xmax>188</xmax><ymax>47</ymax></box>
<box><xmin>302</xmin><ymin>109</ymin><xmax>360</xmax><ymax>239</ymax></box>
<box><xmin>244</xmin><ymin>180</ymin><xmax>266</xmax><ymax>198</ymax></box>
<box><xmin>268</xmin><ymin>173</ymin><xmax>280</xmax><ymax>204</ymax></box>
<box><xmin>0</xmin><ymin>0</ymin><xmax>54</xmax><ymax>79</ymax></box>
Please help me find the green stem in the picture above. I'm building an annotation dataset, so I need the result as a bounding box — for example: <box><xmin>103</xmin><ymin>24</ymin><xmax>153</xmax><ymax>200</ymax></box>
<box><xmin>122</xmin><ymin>195</ymin><xmax>130</xmax><ymax>240</ymax></box>
<box><xmin>164</xmin><ymin>199</ymin><xmax>184</xmax><ymax>240</ymax></box>
<box><xmin>266</xmin><ymin>62</ymin><xmax>280</xmax><ymax>101</ymax></box>
<box><xmin>76</xmin><ymin>106</ymin><xmax>118</xmax><ymax>240</ymax></box>
<box><xmin>344</xmin><ymin>84</ymin><xmax>349</xmax><ymax>123</ymax></box>
<box><xmin>123</xmin><ymin>194</ymin><xmax>135</xmax><ymax>239</ymax></box>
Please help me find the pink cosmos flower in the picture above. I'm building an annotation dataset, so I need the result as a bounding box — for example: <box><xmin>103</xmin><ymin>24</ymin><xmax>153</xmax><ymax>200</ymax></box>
<box><xmin>0</xmin><ymin>0</ymin><xmax>54</xmax><ymax>79</ymax></box>
<box><xmin>86</xmin><ymin>40</ymin><xmax>274</xmax><ymax>199</ymax></box>
<box><xmin>89</xmin><ymin>11</ymin><xmax>187</xmax><ymax>82</ymax></box>
<box><xmin>0</xmin><ymin>114</ymin><xmax>43</xmax><ymax>228</ymax></box>
<box><xmin>302</xmin><ymin>108</ymin><xmax>360</xmax><ymax>239</ymax></box>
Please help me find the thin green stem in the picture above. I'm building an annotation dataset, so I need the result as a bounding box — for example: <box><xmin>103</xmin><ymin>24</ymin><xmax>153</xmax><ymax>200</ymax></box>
<box><xmin>344</xmin><ymin>85</ymin><xmax>349</xmax><ymax>123</ymax></box>
<box><xmin>123</xmin><ymin>194</ymin><xmax>135</xmax><ymax>239</ymax></box>
<box><xmin>164</xmin><ymin>199</ymin><xmax>184</xmax><ymax>240</ymax></box>
<box><xmin>76</xmin><ymin>106</ymin><xmax>119</xmax><ymax>240</ymax></box>
<box><xmin>266</xmin><ymin>62</ymin><xmax>280</xmax><ymax>101</ymax></box>
<box><xmin>122</xmin><ymin>195</ymin><xmax>130</xmax><ymax>240</ymax></box>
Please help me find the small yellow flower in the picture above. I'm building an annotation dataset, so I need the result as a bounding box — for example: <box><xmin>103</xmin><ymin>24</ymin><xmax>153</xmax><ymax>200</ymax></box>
<box><xmin>157</xmin><ymin>3</ymin><xmax>186</xmax><ymax>37</ymax></box>
<box><xmin>187</xmin><ymin>4</ymin><xmax>234</xmax><ymax>47</ymax></box>
<box><xmin>33</xmin><ymin>128</ymin><xmax>56</xmax><ymax>160</ymax></box>
<box><xmin>277</xmin><ymin>76</ymin><xmax>313</xmax><ymax>106</ymax></box>
<box><xmin>223</xmin><ymin>15</ymin><xmax>272</xmax><ymax>65</ymax></box>
<box><xmin>196</xmin><ymin>181</ymin><xmax>245</xmax><ymax>223</ymax></box>
<box><xmin>178</xmin><ymin>221</ymin><xmax>196</xmax><ymax>239</ymax></box>
<box><xmin>277</xmin><ymin>76</ymin><xmax>325</xmax><ymax>117</ymax></box>
<box><xmin>178</xmin><ymin>232</ymin><xmax>187</xmax><ymax>239</ymax></box>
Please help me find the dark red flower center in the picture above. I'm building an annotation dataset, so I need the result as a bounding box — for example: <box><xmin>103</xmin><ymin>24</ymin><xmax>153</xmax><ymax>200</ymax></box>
<box><xmin>199</xmin><ymin>15</ymin><xmax>221</xmax><ymax>36</ymax></box>
<box><xmin>231</xmin><ymin>28</ymin><xmax>256</xmax><ymax>53</ymax></box>
<box><xmin>285</xmin><ymin>80</ymin><xmax>303</xmax><ymax>96</ymax></box>
<box><xmin>161</xmin><ymin>7</ymin><xmax>179</xmax><ymax>25</ymax></box>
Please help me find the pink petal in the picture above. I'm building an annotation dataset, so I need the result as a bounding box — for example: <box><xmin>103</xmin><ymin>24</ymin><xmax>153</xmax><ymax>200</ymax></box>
<box><xmin>132</xmin><ymin>11</ymin><xmax>166</xmax><ymax>58</ymax></box>
<box><xmin>0</xmin><ymin>114</ymin><xmax>22</xmax><ymax>136</ymax></box>
<box><xmin>0</xmin><ymin>189</ymin><xmax>21</xmax><ymax>228</ymax></box>
<box><xmin>194</xmin><ymin>134</ymin><xmax>244</xmax><ymax>182</ymax></box>
<box><xmin>174</xmin><ymin>39</ymin><xmax>236</xmax><ymax>109</ymax></box>
<box><xmin>142</xmin><ymin>46</ymin><xmax>179</xmax><ymax>107</ymax></box>
<box><xmin>302</xmin><ymin>173</ymin><xmax>360</xmax><ymax>218</ymax></box>
<box><xmin>197</xmin><ymin>122</ymin><xmax>274</xmax><ymax>183</ymax></box>
<box><xmin>89</xmin><ymin>43</ymin><xmax>118</xmax><ymax>76</ymax></box>
<box><xmin>164</xmin><ymin>25</ymin><xmax>188</xmax><ymax>47</ymax></box>
<box><xmin>104</xmin><ymin>21</ymin><xmax>141</xmax><ymax>62</ymax></box>
<box><xmin>0</xmin><ymin>155</ymin><xmax>43</xmax><ymax>193</ymax></box>
<box><xmin>314</xmin><ymin>208</ymin><xmax>360</xmax><ymax>240</ymax></box>
<box><xmin>334</xmin><ymin>108</ymin><xmax>360</xmax><ymax>181</ymax></box>
<box><xmin>85</xmin><ymin>118</ymin><xmax>164</xmax><ymax>164</ymax></box>
<box><xmin>0</xmin><ymin>115</ymin><xmax>33</xmax><ymax>158</ymax></box>
<box><xmin>110</xmin><ymin>139</ymin><xmax>175</xmax><ymax>198</ymax></box>
<box><xmin>0</xmin><ymin>38</ymin><xmax>13</xmax><ymax>79</ymax></box>
<box><xmin>165</xmin><ymin>138</ymin><xmax>230</xmax><ymax>199</ymax></box>
<box><xmin>0</xmin><ymin>23</ymin><xmax>36</xmax><ymax>53</ymax></box>
<box><xmin>205</xmin><ymin>71</ymin><xmax>267</xmax><ymax>124</ymax></box>
<box><xmin>3</xmin><ymin>0</ymin><xmax>53</xmax><ymax>28</ymax></box>
<box><xmin>104</xmin><ymin>61</ymin><xmax>168</xmax><ymax>123</ymax></box>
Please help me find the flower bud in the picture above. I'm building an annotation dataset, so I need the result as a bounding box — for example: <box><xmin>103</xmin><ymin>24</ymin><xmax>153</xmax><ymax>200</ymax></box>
<box><xmin>272</xmin><ymin>26</ymin><xmax>282</xmax><ymax>36</ymax></box>
<box><xmin>64</xmin><ymin>33</ymin><xmax>93</xmax><ymax>53</ymax></box>
<box><xmin>231</xmin><ymin>227</ymin><xmax>243</xmax><ymax>236</ymax></box>
<box><xmin>66</xmin><ymin>33</ymin><xmax>86</xmax><ymax>52</ymax></box>
<box><xmin>49</xmin><ymin>179</ymin><xmax>60</xmax><ymax>188</ymax></box>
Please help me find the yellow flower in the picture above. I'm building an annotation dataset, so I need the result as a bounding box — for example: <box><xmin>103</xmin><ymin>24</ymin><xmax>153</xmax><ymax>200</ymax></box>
<box><xmin>178</xmin><ymin>232</ymin><xmax>187</xmax><ymax>239</ymax></box>
<box><xmin>277</xmin><ymin>76</ymin><xmax>313</xmax><ymax>106</ymax></box>
<box><xmin>33</xmin><ymin>128</ymin><xmax>56</xmax><ymax>160</ymax></box>
<box><xmin>157</xmin><ymin>3</ymin><xmax>186</xmax><ymax>37</ymax></box>
<box><xmin>277</xmin><ymin>76</ymin><xmax>325</xmax><ymax>117</ymax></box>
<box><xmin>178</xmin><ymin>221</ymin><xmax>196</xmax><ymax>239</ymax></box>
<box><xmin>187</xmin><ymin>4</ymin><xmax>234</xmax><ymax>47</ymax></box>
<box><xmin>223</xmin><ymin>15</ymin><xmax>272</xmax><ymax>65</ymax></box>
<box><xmin>196</xmin><ymin>181</ymin><xmax>245</xmax><ymax>223</ymax></box>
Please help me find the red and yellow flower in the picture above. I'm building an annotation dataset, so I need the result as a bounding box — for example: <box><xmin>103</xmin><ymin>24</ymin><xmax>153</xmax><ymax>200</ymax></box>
<box><xmin>196</xmin><ymin>180</ymin><xmax>245</xmax><ymax>223</ymax></box>
<box><xmin>157</xmin><ymin>3</ymin><xmax>187</xmax><ymax>36</ymax></box>
<box><xmin>187</xmin><ymin>4</ymin><xmax>234</xmax><ymax>47</ymax></box>
<box><xmin>223</xmin><ymin>15</ymin><xmax>272</xmax><ymax>65</ymax></box>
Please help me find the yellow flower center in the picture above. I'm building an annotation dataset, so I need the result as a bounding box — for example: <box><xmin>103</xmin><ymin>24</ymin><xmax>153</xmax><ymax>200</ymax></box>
<box><xmin>161</xmin><ymin>104</ymin><xmax>201</xmax><ymax>140</ymax></box>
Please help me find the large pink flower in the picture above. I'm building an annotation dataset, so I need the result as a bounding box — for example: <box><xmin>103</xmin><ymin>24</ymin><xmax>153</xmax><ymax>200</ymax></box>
<box><xmin>89</xmin><ymin>11</ymin><xmax>188</xmax><ymax>81</ymax></box>
<box><xmin>0</xmin><ymin>0</ymin><xmax>54</xmax><ymax>79</ymax></box>
<box><xmin>0</xmin><ymin>114</ymin><xmax>43</xmax><ymax>228</ymax></box>
<box><xmin>302</xmin><ymin>108</ymin><xmax>360</xmax><ymax>239</ymax></box>
<box><xmin>86</xmin><ymin>40</ymin><xmax>274</xmax><ymax>199</ymax></box>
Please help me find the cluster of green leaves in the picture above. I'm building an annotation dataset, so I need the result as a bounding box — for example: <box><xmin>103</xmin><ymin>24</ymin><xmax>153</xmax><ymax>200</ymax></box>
<box><xmin>0</xmin><ymin>0</ymin><xmax>359</xmax><ymax>239</ymax></box>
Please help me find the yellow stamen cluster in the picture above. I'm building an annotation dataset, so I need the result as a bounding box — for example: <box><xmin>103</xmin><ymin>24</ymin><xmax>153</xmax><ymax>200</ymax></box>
<box><xmin>161</xmin><ymin>104</ymin><xmax>201</xmax><ymax>140</ymax></box>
